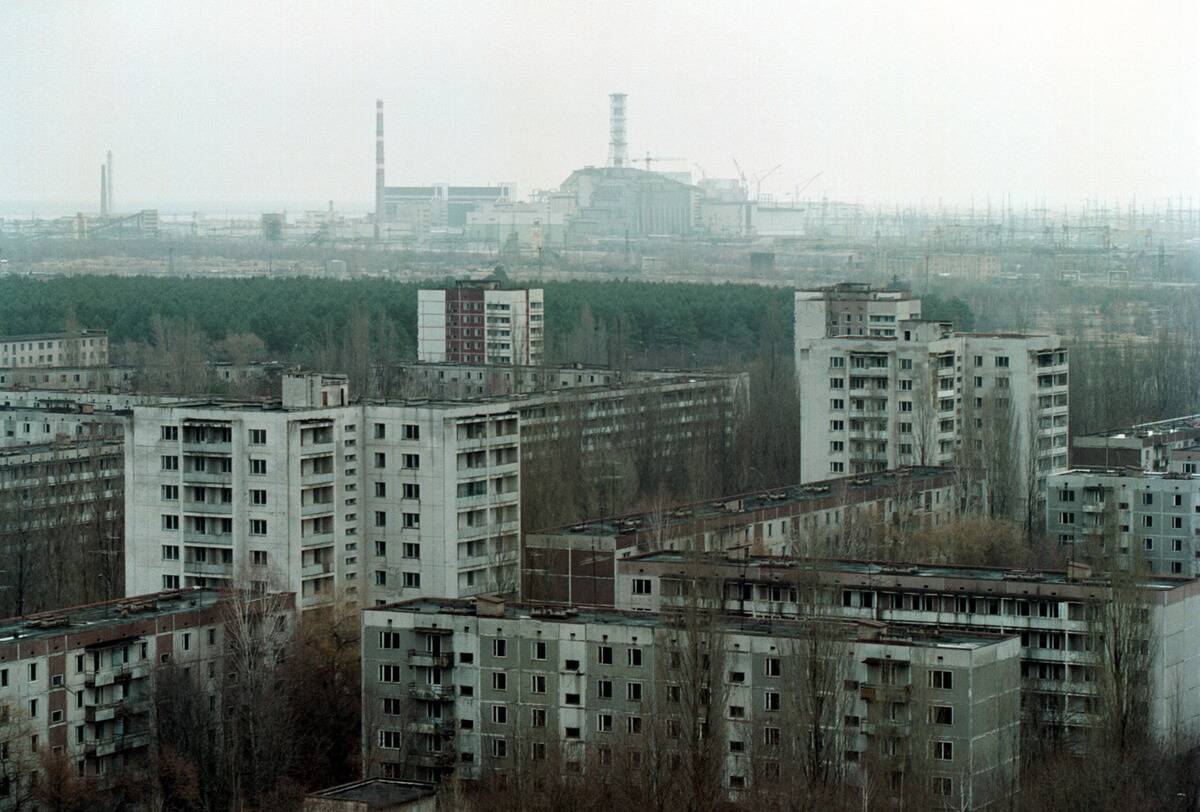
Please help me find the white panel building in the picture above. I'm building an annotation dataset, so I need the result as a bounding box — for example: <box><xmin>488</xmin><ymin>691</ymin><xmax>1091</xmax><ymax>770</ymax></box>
<box><xmin>417</xmin><ymin>281</ymin><xmax>544</xmax><ymax>366</ymax></box>
<box><xmin>124</xmin><ymin>374</ymin><xmax>520</xmax><ymax>612</ymax></box>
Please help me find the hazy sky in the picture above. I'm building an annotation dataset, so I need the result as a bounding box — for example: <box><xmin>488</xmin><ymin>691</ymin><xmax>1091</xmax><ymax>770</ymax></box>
<box><xmin>2</xmin><ymin>0</ymin><xmax>1197</xmax><ymax>214</ymax></box>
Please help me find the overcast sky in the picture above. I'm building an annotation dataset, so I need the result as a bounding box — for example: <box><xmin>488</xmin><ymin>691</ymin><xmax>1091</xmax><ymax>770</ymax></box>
<box><xmin>2</xmin><ymin>0</ymin><xmax>1197</xmax><ymax>215</ymax></box>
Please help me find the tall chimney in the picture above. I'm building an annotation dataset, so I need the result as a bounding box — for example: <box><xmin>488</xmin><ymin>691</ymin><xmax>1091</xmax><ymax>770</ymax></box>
<box><xmin>608</xmin><ymin>93</ymin><xmax>628</xmax><ymax>169</ymax></box>
<box><xmin>106</xmin><ymin>150</ymin><xmax>114</xmax><ymax>214</ymax></box>
<box><xmin>100</xmin><ymin>166</ymin><xmax>108</xmax><ymax>217</ymax></box>
<box><xmin>375</xmin><ymin>100</ymin><xmax>385</xmax><ymax>241</ymax></box>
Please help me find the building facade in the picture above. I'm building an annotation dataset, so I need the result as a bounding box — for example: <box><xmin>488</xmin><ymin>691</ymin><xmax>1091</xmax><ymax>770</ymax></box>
<box><xmin>1046</xmin><ymin>467</ymin><xmax>1200</xmax><ymax>576</ymax></box>
<box><xmin>124</xmin><ymin>375</ymin><xmax>521</xmax><ymax>611</ymax></box>
<box><xmin>1071</xmin><ymin>413</ymin><xmax>1200</xmax><ymax>471</ymax></box>
<box><xmin>0</xmin><ymin>589</ymin><xmax>292</xmax><ymax>809</ymax></box>
<box><xmin>522</xmin><ymin>467</ymin><xmax>965</xmax><ymax>606</ymax></box>
<box><xmin>0</xmin><ymin>332</ymin><xmax>109</xmax><ymax>370</ymax></box>
<box><xmin>609</xmin><ymin>552</ymin><xmax>1200</xmax><ymax>748</ymax></box>
<box><xmin>795</xmin><ymin>288</ymin><xmax>1069</xmax><ymax>517</ymax></box>
<box><xmin>417</xmin><ymin>282</ymin><xmax>544</xmax><ymax>366</ymax></box>
<box><xmin>361</xmin><ymin>597</ymin><xmax>1021</xmax><ymax>808</ymax></box>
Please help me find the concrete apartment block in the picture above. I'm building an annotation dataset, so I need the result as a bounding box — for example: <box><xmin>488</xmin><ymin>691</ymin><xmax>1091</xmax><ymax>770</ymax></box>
<box><xmin>794</xmin><ymin>286</ymin><xmax>1068</xmax><ymax>517</ymax></box>
<box><xmin>417</xmin><ymin>281</ymin><xmax>544</xmax><ymax>366</ymax></box>
<box><xmin>124</xmin><ymin>374</ymin><xmax>520</xmax><ymax>612</ymax></box>
<box><xmin>362</xmin><ymin>598</ymin><xmax>1020</xmax><ymax>808</ymax></box>
<box><xmin>610</xmin><ymin>552</ymin><xmax>1200</xmax><ymax>749</ymax></box>
<box><xmin>1047</xmin><ymin>467</ymin><xmax>1200</xmax><ymax>576</ymax></box>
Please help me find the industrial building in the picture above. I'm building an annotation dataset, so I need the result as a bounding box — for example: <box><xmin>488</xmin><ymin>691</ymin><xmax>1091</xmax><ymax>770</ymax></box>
<box><xmin>606</xmin><ymin>550</ymin><xmax>1200</xmax><ymax>750</ymax></box>
<box><xmin>522</xmin><ymin>466</ymin><xmax>965</xmax><ymax>606</ymax></box>
<box><xmin>361</xmin><ymin>596</ymin><xmax>1021</xmax><ymax>808</ymax></box>
<box><xmin>794</xmin><ymin>286</ymin><xmax>1069</xmax><ymax>519</ymax></box>
<box><xmin>123</xmin><ymin>374</ymin><xmax>521</xmax><ymax>611</ymax></box>
<box><xmin>417</xmin><ymin>281</ymin><xmax>544</xmax><ymax>366</ymax></box>
<box><xmin>373</xmin><ymin>100</ymin><xmax>515</xmax><ymax>243</ymax></box>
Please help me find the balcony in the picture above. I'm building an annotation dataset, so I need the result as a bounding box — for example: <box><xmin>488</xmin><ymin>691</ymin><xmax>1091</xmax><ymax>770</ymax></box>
<box><xmin>457</xmin><ymin>520</ymin><xmax>519</xmax><ymax>541</ymax></box>
<box><xmin>411</xmin><ymin>750</ymin><xmax>456</xmax><ymax>769</ymax></box>
<box><xmin>301</xmin><ymin>531</ymin><xmax>335</xmax><ymax>548</ymax></box>
<box><xmin>93</xmin><ymin>730</ymin><xmax>151</xmax><ymax>758</ymax></box>
<box><xmin>183</xmin><ymin>530</ymin><xmax>233</xmax><ymax>546</ymax></box>
<box><xmin>184</xmin><ymin>561</ymin><xmax>233</xmax><ymax>577</ymax></box>
<box><xmin>182</xmin><ymin>500</ymin><xmax>232</xmax><ymax>515</ymax></box>
<box><xmin>860</xmin><ymin>684</ymin><xmax>911</xmax><ymax>703</ymax></box>
<box><xmin>408</xmin><ymin>649</ymin><xmax>453</xmax><ymax>669</ymax></box>
<box><xmin>181</xmin><ymin>469</ymin><xmax>232</xmax><ymax>485</ymax></box>
<box><xmin>182</xmin><ymin>440</ymin><xmax>231</xmax><ymax>455</ymax></box>
<box><xmin>409</xmin><ymin>683</ymin><xmax>455</xmax><ymax>702</ymax></box>
<box><xmin>301</xmin><ymin>561</ymin><xmax>334</xmax><ymax>578</ymax></box>
<box><xmin>85</xmin><ymin>697</ymin><xmax>150</xmax><ymax>724</ymax></box>
<box><xmin>408</xmin><ymin>718</ymin><xmax>456</xmax><ymax>737</ymax></box>
<box><xmin>1082</xmin><ymin>502</ymin><xmax>1106</xmax><ymax>513</ymax></box>
<box><xmin>300</xmin><ymin>441</ymin><xmax>336</xmax><ymax>457</ymax></box>
<box><xmin>301</xmin><ymin>471</ymin><xmax>336</xmax><ymax>486</ymax></box>
<box><xmin>860</xmin><ymin>720</ymin><xmax>911</xmax><ymax>737</ymax></box>
<box><xmin>85</xmin><ymin>662</ymin><xmax>151</xmax><ymax>688</ymax></box>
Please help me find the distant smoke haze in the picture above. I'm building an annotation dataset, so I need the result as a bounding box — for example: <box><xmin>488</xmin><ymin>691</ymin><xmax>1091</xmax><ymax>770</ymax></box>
<box><xmin>1</xmin><ymin>0</ymin><xmax>1196</xmax><ymax>216</ymax></box>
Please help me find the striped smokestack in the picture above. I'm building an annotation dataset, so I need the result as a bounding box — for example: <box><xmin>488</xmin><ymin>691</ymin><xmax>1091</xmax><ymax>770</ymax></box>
<box><xmin>375</xmin><ymin>100</ymin><xmax>385</xmax><ymax>241</ymax></box>
<box><xmin>100</xmin><ymin>166</ymin><xmax>108</xmax><ymax>217</ymax></box>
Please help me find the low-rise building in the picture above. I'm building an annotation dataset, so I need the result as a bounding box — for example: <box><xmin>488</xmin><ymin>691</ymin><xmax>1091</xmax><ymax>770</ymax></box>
<box><xmin>522</xmin><ymin>467</ymin><xmax>965</xmax><ymax>605</ymax></box>
<box><xmin>303</xmin><ymin>779</ymin><xmax>437</xmax><ymax>812</ymax></box>
<box><xmin>0</xmin><ymin>331</ymin><xmax>108</xmax><ymax>370</ymax></box>
<box><xmin>361</xmin><ymin>597</ymin><xmax>1021</xmax><ymax>808</ymax></box>
<box><xmin>1071</xmin><ymin>414</ymin><xmax>1200</xmax><ymax>471</ymax></box>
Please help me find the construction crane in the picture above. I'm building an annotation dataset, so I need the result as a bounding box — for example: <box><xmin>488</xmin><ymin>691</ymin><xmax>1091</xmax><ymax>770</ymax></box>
<box><xmin>637</xmin><ymin>152</ymin><xmax>686</xmax><ymax>173</ymax></box>
<box><xmin>731</xmin><ymin>157</ymin><xmax>748</xmax><ymax>199</ymax></box>
<box><xmin>790</xmin><ymin>171</ymin><xmax>824</xmax><ymax>203</ymax></box>
<box><xmin>754</xmin><ymin>164</ymin><xmax>782</xmax><ymax>201</ymax></box>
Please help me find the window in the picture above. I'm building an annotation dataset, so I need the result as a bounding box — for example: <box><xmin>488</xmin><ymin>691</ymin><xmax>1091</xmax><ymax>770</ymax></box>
<box><xmin>162</xmin><ymin>545</ymin><xmax>179</xmax><ymax>561</ymax></box>
<box><xmin>764</xmin><ymin>691</ymin><xmax>781</xmax><ymax>712</ymax></box>
<box><xmin>933</xmin><ymin>777</ymin><xmax>953</xmax><ymax>797</ymax></box>
<box><xmin>1060</xmin><ymin>512</ymin><xmax>1075</xmax><ymax>524</ymax></box>
<box><xmin>249</xmin><ymin>519</ymin><xmax>267</xmax><ymax>535</ymax></box>
<box><xmin>374</xmin><ymin>423</ymin><xmax>386</xmax><ymax>440</ymax></box>
<box><xmin>598</xmin><ymin>712</ymin><xmax>613</xmax><ymax>732</ymax></box>
<box><xmin>530</xmin><ymin>675</ymin><xmax>546</xmax><ymax>694</ymax></box>
<box><xmin>598</xmin><ymin>645</ymin><xmax>613</xmax><ymax>665</ymax></box>
<box><xmin>403</xmin><ymin>512</ymin><xmax>419</xmax><ymax>528</ymax></box>
<box><xmin>250</xmin><ymin>458</ymin><xmax>267</xmax><ymax>475</ymax></box>
<box><xmin>531</xmin><ymin>708</ymin><xmax>547</xmax><ymax>728</ymax></box>
<box><xmin>933</xmin><ymin>741</ymin><xmax>953</xmax><ymax>760</ymax></box>
<box><xmin>27</xmin><ymin>664</ymin><xmax>37</xmax><ymax>683</ymax></box>
<box><xmin>402</xmin><ymin>572</ymin><xmax>420</xmax><ymax>588</ymax></box>
<box><xmin>161</xmin><ymin>514</ymin><xmax>179</xmax><ymax>531</ymax></box>
<box><xmin>492</xmin><ymin>639</ymin><xmax>508</xmax><ymax>658</ymax></box>
<box><xmin>627</xmin><ymin>716</ymin><xmax>643</xmax><ymax>735</ymax></box>
<box><xmin>492</xmin><ymin>672</ymin><xmax>508</xmax><ymax>691</ymax></box>
<box><xmin>632</xmin><ymin>578</ymin><xmax>652</xmax><ymax>595</ymax></box>
<box><xmin>531</xmin><ymin>640</ymin><xmax>547</xmax><ymax>660</ymax></box>
<box><xmin>161</xmin><ymin>425</ymin><xmax>178</xmax><ymax>441</ymax></box>
<box><xmin>404</xmin><ymin>424</ymin><xmax>420</xmax><ymax>440</ymax></box>
<box><xmin>250</xmin><ymin>489</ymin><xmax>267</xmax><ymax>506</ymax></box>
<box><xmin>402</xmin><ymin>543</ymin><xmax>420</xmax><ymax>559</ymax></box>
<box><xmin>1143</xmin><ymin>515</ymin><xmax>1154</xmax><ymax>528</ymax></box>
<box><xmin>930</xmin><ymin>670</ymin><xmax>953</xmax><ymax>690</ymax></box>
<box><xmin>565</xmin><ymin>693</ymin><xmax>581</xmax><ymax>705</ymax></box>
<box><xmin>627</xmin><ymin>682</ymin><xmax>643</xmax><ymax>702</ymax></box>
<box><xmin>375</xmin><ymin>540</ymin><xmax>387</xmax><ymax>557</ymax></box>
<box><xmin>627</xmin><ymin>648</ymin><xmax>642</xmax><ymax>667</ymax></box>
<box><xmin>163</xmin><ymin>575</ymin><xmax>180</xmax><ymax>589</ymax></box>
<box><xmin>1142</xmin><ymin>493</ymin><xmax>1154</xmax><ymax>506</ymax></box>
<box><xmin>161</xmin><ymin>455</ymin><xmax>178</xmax><ymax>470</ymax></box>
<box><xmin>374</xmin><ymin>511</ymin><xmax>387</xmax><ymax>527</ymax></box>
<box><xmin>252</xmin><ymin>550</ymin><xmax>268</xmax><ymax>566</ymax></box>
<box><xmin>374</xmin><ymin>570</ymin><xmax>387</xmax><ymax>586</ymax></box>
<box><xmin>598</xmin><ymin>679</ymin><xmax>613</xmax><ymax>699</ymax></box>
<box><xmin>379</xmin><ymin>664</ymin><xmax>402</xmax><ymax>683</ymax></box>
<box><xmin>402</xmin><ymin>454</ymin><xmax>420</xmax><ymax>469</ymax></box>
<box><xmin>403</xmin><ymin>483</ymin><xmax>420</xmax><ymax>499</ymax></box>
<box><xmin>994</xmin><ymin>356</ymin><xmax>1010</xmax><ymax>368</ymax></box>
<box><xmin>491</xmin><ymin>738</ymin><xmax>507</xmax><ymax>759</ymax></box>
<box><xmin>373</xmin><ymin>452</ymin><xmax>386</xmax><ymax>469</ymax></box>
<box><xmin>930</xmin><ymin>705</ymin><xmax>953</xmax><ymax>725</ymax></box>
<box><xmin>765</xmin><ymin>657</ymin><xmax>781</xmax><ymax>676</ymax></box>
<box><xmin>161</xmin><ymin>484</ymin><xmax>178</xmax><ymax>500</ymax></box>
<box><xmin>249</xmin><ymin>429</ymin><xmax>267</xmax><ymax>444</ymax></box>
<box><xmin>374</xmin><ymin>482</ymin><xmax>386</xmax><ymax>498</ymax></box>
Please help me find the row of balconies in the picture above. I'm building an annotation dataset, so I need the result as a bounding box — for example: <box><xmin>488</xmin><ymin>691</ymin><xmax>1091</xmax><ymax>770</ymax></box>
<box><xmin>84</xmin><ymin>696</ymin><xmax>151</xmax><ymax>724</ymax></box>
<box><xmin>409</xmin><ymin>649</ymin><xmax>454</xmax><ymax>669</ymax></box>
<box><xmin>84</xmin><ymin>662</ymin><xmax>151</xmax><ymax>688</ymax></box>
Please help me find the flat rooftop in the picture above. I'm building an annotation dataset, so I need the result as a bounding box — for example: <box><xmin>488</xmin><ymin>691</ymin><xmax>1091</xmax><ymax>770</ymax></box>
<box><xmin>0</xmin><ymin>438</ymin><xmax>121</xmax><ymax>461</ymax></box>
<box><xmin>1079</xmin><ymin>413</ymin><xmax>1200</xmax><ymax>441</ymax></box>
<box><xmin>533</xmin><ymin>466</ymin><xmax>953</xmax><ymax>537</ymax></box>
<box><xmin>625</xmin><ymin>552</ymin><xmax>1189</xmax><ymax>592</ymax></box>
<box><xmin>1053</xmin><ymin>467</ymin><xmax>1196</xmax><ymax>482</ymax></box>
<box><xmin>376</xmin><ymin>597</ymin><xmax>1010</xmax><ymax>650</ymax></box>
<box><xmin>0</xmin><ymin>330</ymin><xmax>108</xmax><ymax>342</ymax></box>
<box><xmin>0</xmin><ymin>589</ymin><xmax>220</xmax><ymax>644</ymax></box>
<box><xmin>305</xmin><ymin>779</ymin><xmax>435</xmax><ymax>808</ymax></box>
